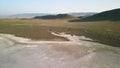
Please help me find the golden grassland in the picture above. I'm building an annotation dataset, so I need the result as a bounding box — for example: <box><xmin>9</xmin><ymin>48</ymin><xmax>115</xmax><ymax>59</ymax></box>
<box><xmin>0</xmin><ymin>19</ymin><xmax>120</xmax><ymax>46</ymax></box>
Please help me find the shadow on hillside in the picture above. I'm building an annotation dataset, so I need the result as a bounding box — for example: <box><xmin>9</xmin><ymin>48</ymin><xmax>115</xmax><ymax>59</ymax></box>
<box><xmin>69</xmin><ymin>17</ymin><xmax>120</xmax><ymax>22</ymax></box>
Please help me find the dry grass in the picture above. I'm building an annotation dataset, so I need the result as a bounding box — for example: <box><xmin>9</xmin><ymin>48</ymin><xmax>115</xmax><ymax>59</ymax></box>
<box><xmin>0</xmin><ymin>19</ymin><xmax>120</xmax><ymax>46</ymax></box>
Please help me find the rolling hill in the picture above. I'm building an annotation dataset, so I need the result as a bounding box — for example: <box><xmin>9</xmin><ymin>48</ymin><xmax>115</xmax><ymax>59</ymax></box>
<box><xmin>70</xmin><ymin>8</ymin><xmax>120</xmax><ymax>22</ymax></box>
<box><xmin>9</xmin><ymin>13</ymin><xmax>49</xmax><ymax>18</ymax></box>
<box><xmin>0</xmin><ymin>12</ymin><xmax>96</xmax><ymax>18</ymax></box>
<box><xmin>68</xmin><ymin>12</ymin><xmax>96</xmax><ymax>17</ymax></box>
<box><xmin>34</xmin><ymin>14</ymin><xmax>76</xmax><ymax>19</ymax></box>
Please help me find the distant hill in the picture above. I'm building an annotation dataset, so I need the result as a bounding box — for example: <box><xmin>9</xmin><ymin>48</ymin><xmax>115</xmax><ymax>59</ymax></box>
<box><xmin>0</xmin><ymin>12</ymin><xmax>97</xmax><ymax>18</ymax></box>
<box><xmin>68</xmin><ymin>12</ymin><xmax>96</xmax><ymax>17</ymax></box>
<box><xmin>9</xmin><ymin>13</ymin><xmax>49</xmax><ymax>18</ymax></box>
<box><xmin>34</xmin><ymin>14</ymin><xmax>76</xmax><ymax>19</ymax></box>
<box><xmin>70</xmin><ymin>8</ymin><xmax>120</xmax><ymax>22</ymax></box>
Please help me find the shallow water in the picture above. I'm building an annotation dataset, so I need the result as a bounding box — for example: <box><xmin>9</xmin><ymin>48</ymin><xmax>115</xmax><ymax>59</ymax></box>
<box><xmin>0</xmin><ymin>32</ymin><xmax>120</xmax><ymax>68</ymax></box>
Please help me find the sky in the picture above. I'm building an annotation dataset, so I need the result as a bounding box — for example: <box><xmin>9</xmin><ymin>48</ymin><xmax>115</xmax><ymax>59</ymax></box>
<box><xmin>0</xmin><ymin>0</ymin><xmax>120</xmax><ymax>15</ymax></box>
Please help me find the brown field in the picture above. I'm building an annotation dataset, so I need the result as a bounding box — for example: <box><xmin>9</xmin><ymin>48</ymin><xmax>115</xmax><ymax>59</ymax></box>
<box><xmin>0</xmin><ymin>19</ymin><xmax>120</xmax><ymax>47</ymax></box>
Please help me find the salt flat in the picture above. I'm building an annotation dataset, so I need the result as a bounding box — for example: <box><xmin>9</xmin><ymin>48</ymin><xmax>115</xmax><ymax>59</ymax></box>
<box><xmin>0</xmin><ymin>32</ymin><xmax>120</xmax><ymax>68</ymax></box>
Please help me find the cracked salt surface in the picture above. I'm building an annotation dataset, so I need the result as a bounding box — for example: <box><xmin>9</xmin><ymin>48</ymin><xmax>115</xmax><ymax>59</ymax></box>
<box><xmin>0</xmin><ymin>32</ymin><xmax>120</xmax><ymax>68</ymax></box>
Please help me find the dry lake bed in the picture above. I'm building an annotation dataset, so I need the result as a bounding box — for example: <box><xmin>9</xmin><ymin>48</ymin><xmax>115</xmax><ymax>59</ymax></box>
<box><xmin>0</xmin><ymin>32</ymin><xmax>120</xmax><ymax>68</ymax></box>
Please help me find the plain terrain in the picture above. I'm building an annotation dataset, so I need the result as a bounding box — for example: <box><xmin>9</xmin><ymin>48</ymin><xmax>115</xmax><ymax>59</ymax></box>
<box><xmin>0</xmin><ymin>19</ymin><xmax>120</xmax><ymax>47</ymax></box>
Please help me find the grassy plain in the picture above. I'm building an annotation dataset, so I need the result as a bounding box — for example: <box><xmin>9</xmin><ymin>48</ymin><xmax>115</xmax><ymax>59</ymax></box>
<box><xmin>0</xmin><ymin>19</ymin><xmax>120</xmax><ymax>47</ymax></box>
